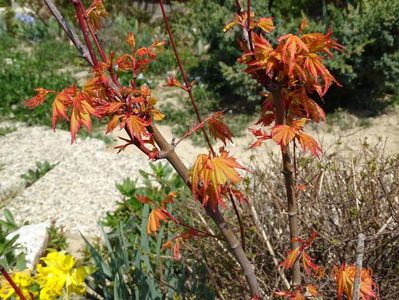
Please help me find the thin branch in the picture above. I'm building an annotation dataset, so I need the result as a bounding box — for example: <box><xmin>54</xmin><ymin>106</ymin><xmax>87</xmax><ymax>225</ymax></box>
<box><xmin>229</xmin><ymin>190</ymin><xmax>246</xmax><ymax>252</ymax></box>
<box><xmin>271</xmin><ymin>88</ymin><xmax>301</xmax><ymax>287</ymax></box>
<box><xmin>71</xmin><ymin>0</ymin><xmax>99</xmax><ymax>67</ymax></box>
<box><xmin>77</xmin><ymin>1</ymin><xmax>120</xmax><ymax>87</ymax></box>
<box><xmin>158</xmin><ymin>0</ymin><xmax>216</xmax><ymax>156</ymax></box>
<box><xmin>43</xmin><ymin>0</ymin><xmax>93</xmax><ymax>66</ymax></box>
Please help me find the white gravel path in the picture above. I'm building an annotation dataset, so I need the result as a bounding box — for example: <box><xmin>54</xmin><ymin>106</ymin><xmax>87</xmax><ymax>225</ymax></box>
<box><xmin>0</xmin><ymin>123</ymin><xmax>149</xmax><ymax>237</ymax></box>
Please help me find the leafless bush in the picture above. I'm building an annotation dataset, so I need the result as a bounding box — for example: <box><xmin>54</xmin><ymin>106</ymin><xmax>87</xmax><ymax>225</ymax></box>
<box><xmin>248</xmin><ymin>140</ymin><xmax>398</xmax><ymax>298</ymax></box>
<box><xmin>179</xmin><ymin>140</ymin><xmax>398</xmax><ymax>298</ymax></box>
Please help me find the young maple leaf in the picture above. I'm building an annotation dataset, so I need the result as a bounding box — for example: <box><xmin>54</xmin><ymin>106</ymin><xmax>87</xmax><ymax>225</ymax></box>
<box><xmin>334</xmin><ymin>264</ymin><xmax>378</xmax><ymax>300</ymax></box>
<box><xmin>271</xmin><ymin>124</ymin><xmax>297</xmax><ymax>147</ymax></box>
<box><xmin>302</xmin><ymin>53</ymin><xmax>340</xmax><ymax>95</ymax></box>
<box><xmin>223</xmin><ymin>12</ymin><xmax>255</xmax><ymax>32</ymax></box>
<box><xmin>278</xmin><ymin>34</ymin><xmax>309</xmax><ymax>76</ymax></box>
<box><xmin>51</xmin><ymin>86</ymin><xmax>76</xmax><ymax>130</ymax></box>
<box><xmin>86</xmin><ymin>0</ymin><xmax>108</xmax><ymax>32</ymax></box>
<box><xmin>127</xmin><ymin>32</ymin><xmax>135</xmax><ymax>50</ymax></box>
<box><xmin>105</xmin><ymin>115</ymin><xmax>120</xmax><ymax>134</ymax></box>
<box><xmin>52</xmin><ymin>94</ymin><xmax>69</xmax><ymax>129</ymax></box>
<box><xmin>301</xmin><ymin>27</ymin><xmax>344</xmax><ymax>57</ymax></box>
<box><xmin>147</xmin><ymin>208</ymin><xmax>168</xmax><ymax>235</ymax></box>
<box><xmin>83</xmin><ymin>76</ymin><xmax>104</xmax><ymax>98</ymax></box>
<box><xmin>280</xmin><ymin>247</ymin><xmax>300</xmax><ymax>270</ymax></box>
<box><xmin>289</xmin><ymin>88</ymin><xmax>326</xmax><ymax>123</ymax></box>
<box><xmin>69</xmin><ymin>92</ymin><xmax>96</xmax><ymax>143</ymax></box>
<box><xmin>121</xmin><ymin>114</ymin><xmax>150</xmax><ymax>144</ymax></box>
<box><xmin>24</xmin><ymin>88</ymin><xmax>53</xmax><ymax>109</ymax></box>
<box><xmin>208</xmin><ymin>112</ymin><xmax>233</xmax><ymax>145</ymax></box>
<box><xmin>256</xmin><ymin>17</ymin><xmax>275</xmax><ymax>33</ymax></box>
<box><xmin>240</xmin><ymin>32</ymin><xmax>277</xmax><ymax>76</ymax></box>
<box><xmin>190</xmin><ymin>148</ymin><xmax>245</xmax><ymax>209</ymax></box>
<box><xmin>297</xmin><ymin>132</ymin><xmax>322</xmax><ymax>157</ymax></box>
<box><xmin>302</xmin><ymin>251</ymin><xmax>319</xmax><ymax>276</ymax></box>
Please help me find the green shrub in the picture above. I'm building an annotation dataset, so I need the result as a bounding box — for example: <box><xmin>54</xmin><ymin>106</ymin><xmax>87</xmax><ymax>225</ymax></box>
<box><xmin>0</xmin><ymin>32</ymin><xmax>77</xmax><ymax>125</ymax></box>
<box><xmin>171</xmin><ymin>0</ymin><xmax>399</xmax><ymax>114</ymax></box>
<box><xmin>320</xmin><ymin>0</ymin><xmax>399</xmax><ymax>112</ymax></box>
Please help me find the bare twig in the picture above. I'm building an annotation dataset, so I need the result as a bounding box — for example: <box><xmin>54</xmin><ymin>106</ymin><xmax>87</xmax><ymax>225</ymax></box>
<box><xmin>249</xmin><ymin>199</ymin><xmax>291</xmax><ymax>290</ymax></box>
<box><xmin>353</xmin><ymin>233</ymin><xmax>366</xmax><ymax>300</ymax></box>
<box><xmin>43</xmin><ymin>0</ymin><xmax>94</xmax><ymax>66</ymax></box>
<box><xmin>158</xmin><ymin>0</ymin><xmax>215</xmax><ymax>156</ymax></box>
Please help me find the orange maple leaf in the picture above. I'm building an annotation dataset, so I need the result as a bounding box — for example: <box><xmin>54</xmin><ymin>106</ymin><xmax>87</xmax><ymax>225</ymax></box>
<box><xmin>51</xmin><ymin>86</ymin><xmax>76</xmax><ymax>129</ymax></box>
<box><xmin>297</xmin><ymin>132</ymin><xmax>322</xmax><ymax>157</ymax></box>
<box><xmin>127</xmin><ymin>32</ymin><xmax>135</xmax><ymax>50</ymax></box>
<box><xmin>190</xmin><ymin>148</ymin><xmax>245</xmax><ymax>209</ymax></box>
<box><xmin>271</xmin><ymin>125</ymin><xmax>297</xmax><ymax>147</ymax></box>
<box><xmin>280</xmin><ymin>247</ymin><xmax>300</xmax><ymax>270</ymax></box>
<box><xmin>69</xmin><ymin>93</ymin><xmax>96</xmax><ymax>143</ymax></box>
<box><xmin>124</xmin><ymin>115</ymin><xmax>150</xmax><ymax>143</ymax></box>
<box><xmin>301</xmin><ymin>27</ymin><xmax>344</xmax><ymax>57</ymax></box>
<box><xmin>278</xmin><ymin>34</ymin><xmax>309</xmax><ymax>76</ymax></box>
<box><xmin>257</xmin><ymin>17</ymin><xmax>275</xmax><ymax>33</ymax></box>
<box><xmin>302</xmin><ymin>251</ymin><xmax>319</xmax><ymax>276</ymax></box>
<box><xmin>302</xmin><ymin>53</ymin><xmax>340</xmax><ymax>95</ymax></box>
<box><xmin>147</xmin><ymin>208</ymin><xmax>168</xmax><ymax>235</ymax></box>
<box><xmin>86</xmin><ymin>0</ymin><xmax>108</xmax><ymax>32</ymax></box>
<box><xmin>208</xmin><ymin>112</ymin><xmax>233</xmax><ymax>145</ymax></box>
<box><xmin>334</xmin><ymin>264</ymin><xmax>378</xmax><ymax>300</ymax></box>
<box><xmin>289</xmin><ymin>88</ymin><xmax>326</xmax><ymax>123</ymax></box>
<box><xmin>24</xmin><ymin>88</ymin><xmax>53</xmax><ymax>109</ymax></box>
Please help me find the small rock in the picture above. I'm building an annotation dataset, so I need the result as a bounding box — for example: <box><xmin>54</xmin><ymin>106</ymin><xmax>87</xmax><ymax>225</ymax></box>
<box><xmin>7</xmin><ymin>223</ymin><xmax>50</xmax><ymax>270</ymax></box>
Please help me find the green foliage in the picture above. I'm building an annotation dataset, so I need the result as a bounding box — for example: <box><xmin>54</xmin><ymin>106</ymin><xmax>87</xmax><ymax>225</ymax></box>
<box><xmin>0</xmin><ymin>0</ymin><xmax>11</xmax><ymax>7</ymax></box>
<box><xmin>103</xmin><ymin>163</ymin><xmax>189</xmax><ymax>229</ymax></box>
<box><xmin>3</xmin><ymin>7</ymin><xmax>18</xmax><ymax>35</ymax></box>
<box><xmin>0</xmin><ymin>126</ymin><xmax>16</xmax><ymax>136</ymax></box>
<box><xmin>46</xmin><ymin>222</ymin><xmax>68</xmax><ymax>251</ymax></box>
<box><xmin>85</xmin><ymin>163</ymin><xmax>214</xmax><ymax>299</ymax></box>
<box><xmin>0</xmin><ymin>31</ymin><xmax>77</xmax><ymax>125</ymax></box>
<box><xmin>0</xmin><ymin>209</ymin><xmax>26</xmax><ymax>270</ymax></box>
<box><xmin>20</xmin><ymin>161</ymin><xmax>57</xmax><ymax>188</ymax></box>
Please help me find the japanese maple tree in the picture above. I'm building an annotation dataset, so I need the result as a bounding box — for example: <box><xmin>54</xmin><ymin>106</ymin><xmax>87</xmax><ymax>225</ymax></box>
<box><xmin>22</xmin><ymin>0</ymin><xmax>380</xmax><ymax>299</ymax></box>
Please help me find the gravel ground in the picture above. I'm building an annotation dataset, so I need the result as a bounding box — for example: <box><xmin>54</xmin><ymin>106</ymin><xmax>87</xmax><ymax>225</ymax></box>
<box><xmin>1</xmin><ymin>106</ymin><xmax>398</xmax><ymax>237</ymax></box>
<box><xmin>0</xmin><ymin>123</ymin><xmax>149</xmax><ymax>237</ymax></box>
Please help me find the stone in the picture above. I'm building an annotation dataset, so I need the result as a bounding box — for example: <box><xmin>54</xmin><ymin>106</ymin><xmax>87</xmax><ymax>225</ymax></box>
<box><xmin>7</xmin><ymin>223</ymin><xmax>50</xmax><ymax>270</ymax></box>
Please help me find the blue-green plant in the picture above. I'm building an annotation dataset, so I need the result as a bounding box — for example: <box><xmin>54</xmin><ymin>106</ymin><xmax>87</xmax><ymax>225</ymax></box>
<box><xmin>0</xmin><ymin>209</ymin><xmax>26</xmax><ymax>270</ymax></box>
<box><xmin>86</xmin><ymin>163</ymin><xmax>214</xmax><ymax>299</ymax></box>
<box><xmin>20</xmin><ymin>160</ymin><xmax>58</xmax><ymax>188</ymax></box>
